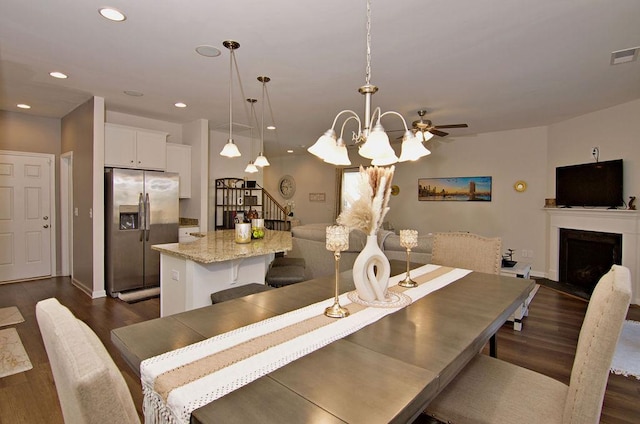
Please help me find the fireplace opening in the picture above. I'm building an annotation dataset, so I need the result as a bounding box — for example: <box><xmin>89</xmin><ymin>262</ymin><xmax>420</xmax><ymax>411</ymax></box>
<box><xmin>559</xmin><ymin>228</ymin><xmax>622</xmax><ymax>294</ymax></box>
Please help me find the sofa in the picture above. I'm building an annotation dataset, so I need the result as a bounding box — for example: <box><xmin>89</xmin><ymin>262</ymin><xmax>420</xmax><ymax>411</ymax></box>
<box><xmin>288</xmin><ymin>223</ymin><xmax>433</xmax><ymax>279</ymax></box>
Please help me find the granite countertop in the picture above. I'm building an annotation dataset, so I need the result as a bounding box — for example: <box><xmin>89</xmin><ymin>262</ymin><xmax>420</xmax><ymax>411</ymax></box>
<box><xmin>152</xmin><ymin>230</ymin><xmax>292</xmax><ymax>264</ymax></box>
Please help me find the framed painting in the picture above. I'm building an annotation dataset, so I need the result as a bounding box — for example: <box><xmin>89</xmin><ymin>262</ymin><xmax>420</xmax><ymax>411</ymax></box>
<box><xmin>418</xmin><ymin>176</ymin><xmax>492</xmax><ymax>201</ymax></box>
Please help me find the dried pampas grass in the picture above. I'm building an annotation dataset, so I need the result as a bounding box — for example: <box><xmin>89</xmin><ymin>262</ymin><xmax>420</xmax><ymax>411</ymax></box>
<box><xmin>337</xmin><ymin>165</ymin><xmax>394</xmax><ymax>235</ymax></box>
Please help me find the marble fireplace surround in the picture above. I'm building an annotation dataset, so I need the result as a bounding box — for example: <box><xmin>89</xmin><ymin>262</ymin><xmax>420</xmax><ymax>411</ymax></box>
<box><xmin>547</xmin><ymin>209</ymin><xmax>639</xmax><ymax>305</ymax></box>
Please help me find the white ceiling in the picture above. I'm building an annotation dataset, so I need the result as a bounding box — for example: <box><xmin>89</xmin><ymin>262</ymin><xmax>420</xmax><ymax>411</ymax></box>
<box><xmin>1</xmin><ymin>0</ymin><xmax>639</xmax><ymax>157</ymax></box>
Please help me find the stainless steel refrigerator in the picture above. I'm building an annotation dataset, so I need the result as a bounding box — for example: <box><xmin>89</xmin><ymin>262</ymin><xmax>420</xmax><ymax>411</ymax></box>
<box><xmin>105</xmin><ymin>168</ymin><xmax>179</xmax><ymax>297</ymax></box>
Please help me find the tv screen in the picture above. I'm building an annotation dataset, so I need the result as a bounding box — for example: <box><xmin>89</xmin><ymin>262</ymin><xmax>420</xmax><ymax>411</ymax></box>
<box><xmin>555</xmin><ymin>159</ymin><xmax>623</xmax><ymax>208</ymax></box>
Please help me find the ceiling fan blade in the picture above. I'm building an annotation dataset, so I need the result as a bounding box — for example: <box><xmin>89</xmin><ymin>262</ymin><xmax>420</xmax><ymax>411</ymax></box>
<box><xmin>429</xmin><ymin>129</ymin><xmax>449</xmax><ymax>137</ymax></box>
<box><xmin>433</xmin><ymin>124</ymin><xmax>468</xmax><ymax>129</ymax></box>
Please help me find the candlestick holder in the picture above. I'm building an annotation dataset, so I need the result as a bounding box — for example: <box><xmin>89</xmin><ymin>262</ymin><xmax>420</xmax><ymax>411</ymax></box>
<box><xmin>398</xmin><ymin>229</ymin><xmax>418</xmax><ymax>288</ymax></box>
<box><xmin>325</xmin><ymin>225</ymin><xmax>350</xmax><ymax>318</ymax></box>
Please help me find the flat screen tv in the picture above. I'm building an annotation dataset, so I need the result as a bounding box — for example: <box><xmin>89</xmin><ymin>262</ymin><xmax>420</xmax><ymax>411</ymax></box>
<box><xmin>555</xmin><ymin>159</ymin><xmax>623</xmax><ymax>208</ymax></box>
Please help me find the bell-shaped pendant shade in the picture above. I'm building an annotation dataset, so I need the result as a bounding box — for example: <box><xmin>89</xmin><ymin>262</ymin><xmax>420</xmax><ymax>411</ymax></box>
<box><xmin>308</xmin><ymin>129</ymin><xmax>337</xmax><ymax>160</ymax></box>
<box><xmin>358</xmin><ymin>123</ymin><xmax>397</xmax><ymax>161</ymax></box>
<box><xmin>398</xmin><ymin>135</ymin><xmax>431</xmax><ymax>162</ymax></box>
<box><xmin>254</xmin><ymin>153</ymin><xmax>270</xmax><ymax>167</ymax></box>
<box><xmin>244</xmin><ymin>161</ymin><xmax>258</xmax><ymax>173</ymax></box>
<box><xmin>221</xmin><ymin>139</ymin><xmax>241</xmax><ymax>158</ymax></box>
<box><xmin>323</xmin><ymin>139</ymin><xmax>351</xmax><ymax>166</ymax></box>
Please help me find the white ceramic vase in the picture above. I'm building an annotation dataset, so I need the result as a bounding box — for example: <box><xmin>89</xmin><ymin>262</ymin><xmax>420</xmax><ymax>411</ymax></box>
<box><xmin>352</xmin><ymin>234</ymin><xmax>391</xmax><ymax>302</ymax></box>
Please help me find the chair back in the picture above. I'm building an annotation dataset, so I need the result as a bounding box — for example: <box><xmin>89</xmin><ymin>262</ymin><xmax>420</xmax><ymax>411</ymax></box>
<box><xmin>563</xmin><ymin>265</ymin><xmax>631</xmax><ymax>424</ymax></box>
<box><xmin>431</xmin><ymin>232</ymin><xmax>502</xmax><ymax>274</ymax></box>
<box><xmin>36</xmin><ymin>298</ymin><xmax>140</xmax><ymax>424</ymax></box>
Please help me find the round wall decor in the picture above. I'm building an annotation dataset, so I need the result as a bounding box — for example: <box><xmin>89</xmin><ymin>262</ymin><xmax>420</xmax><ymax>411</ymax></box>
<box><xmin>514</xmin><ymin>180</ymin><xmax>527</xmax><ymax>192</ymax></box>
<box><xmin>278</xmin><ymin>175</ymin><xmax>296</xmax><ymax>199</ymax></box>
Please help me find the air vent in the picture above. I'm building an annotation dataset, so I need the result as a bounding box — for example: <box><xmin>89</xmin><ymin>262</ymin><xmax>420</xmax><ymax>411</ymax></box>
<box><xmin>610</xmin><ymin>47</ymin><xmax>639</xmax><ymax>65</ymax></box>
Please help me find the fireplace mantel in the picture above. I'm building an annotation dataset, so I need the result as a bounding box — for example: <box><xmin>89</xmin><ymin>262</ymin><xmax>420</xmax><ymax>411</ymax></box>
<box><xmin>546</xmin><ymin>208</ymin><xmax>639</xmax><ymax>304</ymax></box>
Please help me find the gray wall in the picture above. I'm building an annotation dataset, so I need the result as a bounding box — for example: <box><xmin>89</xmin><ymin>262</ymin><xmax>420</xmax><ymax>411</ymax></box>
<box><xmin>0</xmin><ymin>110</ymin><xmax>63</xmax><ymax>274</ymax></box>
<box><xmin>61</xmin><ymin>98</ymin><xmax>96</xmax><ymax>294</ymax></box>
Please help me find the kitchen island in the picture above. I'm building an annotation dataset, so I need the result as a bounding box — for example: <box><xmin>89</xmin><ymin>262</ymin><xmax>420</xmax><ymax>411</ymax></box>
<box><xmin>152</xmin><ymin>230</ymin><xmax>292</xmax><ymax>316</ymax></box>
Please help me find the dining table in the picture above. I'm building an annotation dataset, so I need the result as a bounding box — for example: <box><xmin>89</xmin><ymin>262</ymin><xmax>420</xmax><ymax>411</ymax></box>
<box><xmin>111</xmin><ymin>260</ymin><xmax>534</xmax><ymax>424</ymax></box>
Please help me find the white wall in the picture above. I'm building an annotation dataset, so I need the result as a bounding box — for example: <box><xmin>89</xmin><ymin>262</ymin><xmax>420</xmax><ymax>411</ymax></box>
<box><xmin>546</xmin><ymin>98</ymin><xmax>640</xmax><ymax>202</ymax></box>
<box><xmin>389</xmin><ymin>127</ymin><xmax>549</xmax><ymax>273</ymax></box>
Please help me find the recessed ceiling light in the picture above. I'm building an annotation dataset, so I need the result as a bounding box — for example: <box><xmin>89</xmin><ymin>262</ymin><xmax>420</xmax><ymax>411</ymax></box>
<box><xmin>124</xmin><ymin>90</ymin><xmax>144</xmax><ymax>97</ymax></box>
<box><xmin>195</xmin><ymin>45</ymin><xmax>222</xmax><ymax>58</ymax></box>
<box><xmin>99</xmin><ymin>7</ymin><xmax>126</xmax><ymax>22</ymax></box>
<box><xmin>17</xmin><ymin>104</ymin><xmax>31</xmax><ymax>109</ymax></box>
<box><xmin>287</xmin><ymin>149</ymin><xmax>294</xmax><ymax>153</ymax></box>
<box><xmin>49</xmin><ymin>71</ymin><xmax>68</xmax><ymax>79</ymax></box>
<box><xmin>267</xmin><ymin>125</ymin><xmax>276</xmax><ymax>130</ymax></box>
<box><xmin>174</xmin><ymin>102</ymin><xmax>187</xmax><ymax>108</ymax></box>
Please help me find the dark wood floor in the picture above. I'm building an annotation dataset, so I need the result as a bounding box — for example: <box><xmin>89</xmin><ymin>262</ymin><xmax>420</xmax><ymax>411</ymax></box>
<box><xmin>0</xmin><ymin>277</ymin><xmax>638</xmax><ymax>423</ymax></box>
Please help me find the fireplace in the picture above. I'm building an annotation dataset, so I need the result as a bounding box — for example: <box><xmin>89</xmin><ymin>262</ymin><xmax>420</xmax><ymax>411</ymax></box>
<box><xmin>546</xmin><ymin>209</ymin><xmax>639</xmax><ymax>305</ymax></box>
<box><xmin>559</xmin><ymin>228</ymin><xmax>622</xmax><ymax>294</ymax></box>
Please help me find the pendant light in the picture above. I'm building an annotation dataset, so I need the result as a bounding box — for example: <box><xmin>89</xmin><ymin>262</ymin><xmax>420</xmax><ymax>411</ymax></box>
<box><xmin>308</xmin><ymin>0</ymin><xmax>422</xmax><ymax>166</ymax></box>
<box><xmin>244</xmin><ymin>98</ymin><xmax>259</xmax><ymax>173</ymax></box>
<box><xmin>254</xmin><ymin>76</ymin><xmax>271</xmax><ymax>167</ymax></box>
<box><xmin>220</xmin><ymin>40</ymin><xmax>242</xmax><ymax>158</ymax></box>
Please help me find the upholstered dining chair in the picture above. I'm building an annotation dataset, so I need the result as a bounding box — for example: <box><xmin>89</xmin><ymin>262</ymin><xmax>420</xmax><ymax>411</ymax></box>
<box><xmin>425</xmin><ymin>264</ymin><xmax>632</xmax><ymax>424</ymax></box>
<box><xmin>36</xmin><ymin>298</ymin><xmax>140</xmax><ymax>424</ymax></box>
<box><xmin>431</xmin><ymin>231</ymin><xmax>502</xmax><ymax>275</ymax></box>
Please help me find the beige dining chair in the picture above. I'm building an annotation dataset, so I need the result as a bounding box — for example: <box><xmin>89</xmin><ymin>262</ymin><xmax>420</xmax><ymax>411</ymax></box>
<box><xmin>431</xmin><ymin>231</ymin><xmax>502</xmax><ymax>275</ymax></box>
<box><xmin>425</xmin><ymin>264</ymin><xmax>632</xmax><ymax>424</ymax></box>
<box><xmin>36</xmin><ymin>298</ymin><xmax>141</xmax><ymax>424</ymax></box>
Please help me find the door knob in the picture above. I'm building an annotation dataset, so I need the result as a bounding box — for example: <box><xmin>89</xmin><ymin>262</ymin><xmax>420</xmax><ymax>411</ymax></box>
<box><xmin>43</xmin><ymin>224</ymin><xmax>49</xmax><ymax>228</ymax></box>
<box><xmin>43</xmin><ymin>216</ymin><xmax>49</xmax><ymax>220</ymax></box>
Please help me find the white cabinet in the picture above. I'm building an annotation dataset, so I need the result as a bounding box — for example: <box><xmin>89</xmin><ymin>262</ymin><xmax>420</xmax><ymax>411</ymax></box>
<box><xmin>105</xmin><ymin>123</ymin><xmax>168</xmax><ymax>170</ymax></box>
<box><xmin>166</xmin><ymin>143</ymin><xmax>192</xmax><ymax>198</ymax></box>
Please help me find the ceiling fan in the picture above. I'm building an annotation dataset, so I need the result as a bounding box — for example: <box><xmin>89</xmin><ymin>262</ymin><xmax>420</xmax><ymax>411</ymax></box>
<box><xmin>391</xmin><ymin>110</ymin><xmax>468</xmax><ymax>139</ymax></box>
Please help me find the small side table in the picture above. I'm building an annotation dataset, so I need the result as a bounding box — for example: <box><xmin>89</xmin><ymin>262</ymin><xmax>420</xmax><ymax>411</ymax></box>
<box><xmin>500</xmin><ymin>262</ymin><xmax>536</xmax><ymax>331</ymax></box>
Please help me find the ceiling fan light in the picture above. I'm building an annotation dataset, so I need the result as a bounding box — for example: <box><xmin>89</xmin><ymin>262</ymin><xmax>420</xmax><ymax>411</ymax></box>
<box><xmin>254</xmin><ymin>154</ymin><xmax>270</xmax><ymax>167</ymax></box>
<box><xmin>308</xmin><ymin>129</ymin><xmax>337</xmax><ymax>159</ymax></box>
<box><xmin>422</xmin><ymin>131</ymin><xmax>434</xmax><ymax>142</ymax></box>
<box><xmin>323</xmin><ymin>139</ymin><xmax>351</xmax><ymax>166</ymax></box>
<box><xmin>399</xmin><ymin>137</ymin><xmax>431</xmax><ymax>162</ymax></box>
<box><xmin>220</xmin><ymin>140</ymin><xmax>241</xmax><ymax>158</ymax></box>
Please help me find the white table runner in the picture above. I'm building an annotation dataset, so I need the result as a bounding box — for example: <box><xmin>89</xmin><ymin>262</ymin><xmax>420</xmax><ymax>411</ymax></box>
<box><xmin>141</xmin><ymin>264</ymin><xmax>471</xmax><ymax>424</ymax></box>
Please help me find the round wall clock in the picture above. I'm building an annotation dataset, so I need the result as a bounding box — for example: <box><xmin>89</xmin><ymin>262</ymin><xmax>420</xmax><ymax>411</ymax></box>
<box><xmin>278</xmin><ymin>175</ymin><xmax>296</xmax><ymax>199</ymax></box>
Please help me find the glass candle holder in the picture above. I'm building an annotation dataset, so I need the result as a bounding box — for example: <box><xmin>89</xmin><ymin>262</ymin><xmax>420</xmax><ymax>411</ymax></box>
<box><xmin>324</xmin><ymin>225</ymin><xmax>350</xmax><ymax>318</ymax></box>
<box><xmin>398</xmin><ymin>229</ymin><xmax>418</xmax><ymax>288</ymax></box>
<box><xmin>235</xmin><ymin>223</ymin><xmax>252</xmax><ymax>244</ymax></box>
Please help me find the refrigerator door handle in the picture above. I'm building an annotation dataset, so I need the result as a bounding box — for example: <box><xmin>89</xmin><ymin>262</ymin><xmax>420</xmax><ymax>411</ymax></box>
<box><xmin>138</xmin><ymin>193</ymin><xmax>145</xmax><ymax>242</ymax></box>
<box><xmin>145</xmin><ymin>193</ymin><xmax>151</xmax><ymax>241</ymax></box>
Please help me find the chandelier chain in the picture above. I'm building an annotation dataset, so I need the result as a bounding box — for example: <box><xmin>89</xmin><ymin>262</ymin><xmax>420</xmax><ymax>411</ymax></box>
<box><xmin>365</xmin><ymin>0</ymin><xmax>372</xmax><ymax>85</ymax></box>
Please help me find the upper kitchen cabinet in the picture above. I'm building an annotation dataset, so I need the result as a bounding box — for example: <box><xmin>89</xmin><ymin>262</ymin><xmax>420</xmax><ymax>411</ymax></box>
<box><xmin>166</xmin><ymin>143</ymin><xmax>192</xmax><ymax>198</ymax></box>
<box><xmin>105</xmin><ymin>123</ymin><xmax>168</xmax><ymax>170</ymax></box>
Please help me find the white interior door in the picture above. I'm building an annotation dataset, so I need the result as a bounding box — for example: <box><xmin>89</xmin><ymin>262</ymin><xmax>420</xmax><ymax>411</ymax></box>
<box><xmin>0</xmin><ymin>153</ymin><xmax>52</xmax><ymax>282</ymax></box>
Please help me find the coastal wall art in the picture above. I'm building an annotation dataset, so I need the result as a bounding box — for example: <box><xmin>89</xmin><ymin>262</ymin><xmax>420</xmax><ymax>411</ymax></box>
<box><xmin>418</xmin><ymin>176</ymin><xmax>492</xmax><ymax>201</ymax></box>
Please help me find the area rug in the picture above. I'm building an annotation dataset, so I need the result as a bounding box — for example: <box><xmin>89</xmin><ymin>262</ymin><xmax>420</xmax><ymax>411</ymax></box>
<box><xmin>0</xmin><ymin>306</ymin><xmax>24</xmax><ymax>327</ymax></box>
<box><xmin>610</xmin><ymin>320</ymin><xmax>640</xmax><ymax>380</ymax></box>
<box><xmin>0</xmin><ymin>328</ymin><xmax>33</xmax><ymax>378</ymax></box>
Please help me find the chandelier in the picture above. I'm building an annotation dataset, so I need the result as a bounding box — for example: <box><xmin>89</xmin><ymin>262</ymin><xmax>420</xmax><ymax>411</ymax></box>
<box><xmin>307</xmin><ymin>0</ymin><xmax>430</xmax><ymax>166</ymax></box>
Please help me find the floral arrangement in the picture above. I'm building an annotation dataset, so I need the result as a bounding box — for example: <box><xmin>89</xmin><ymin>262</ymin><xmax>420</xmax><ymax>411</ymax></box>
<box><xmin>337</xmin><ymin>165</ymin><xmax>395</xmax><ymax>236</ymax></box>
